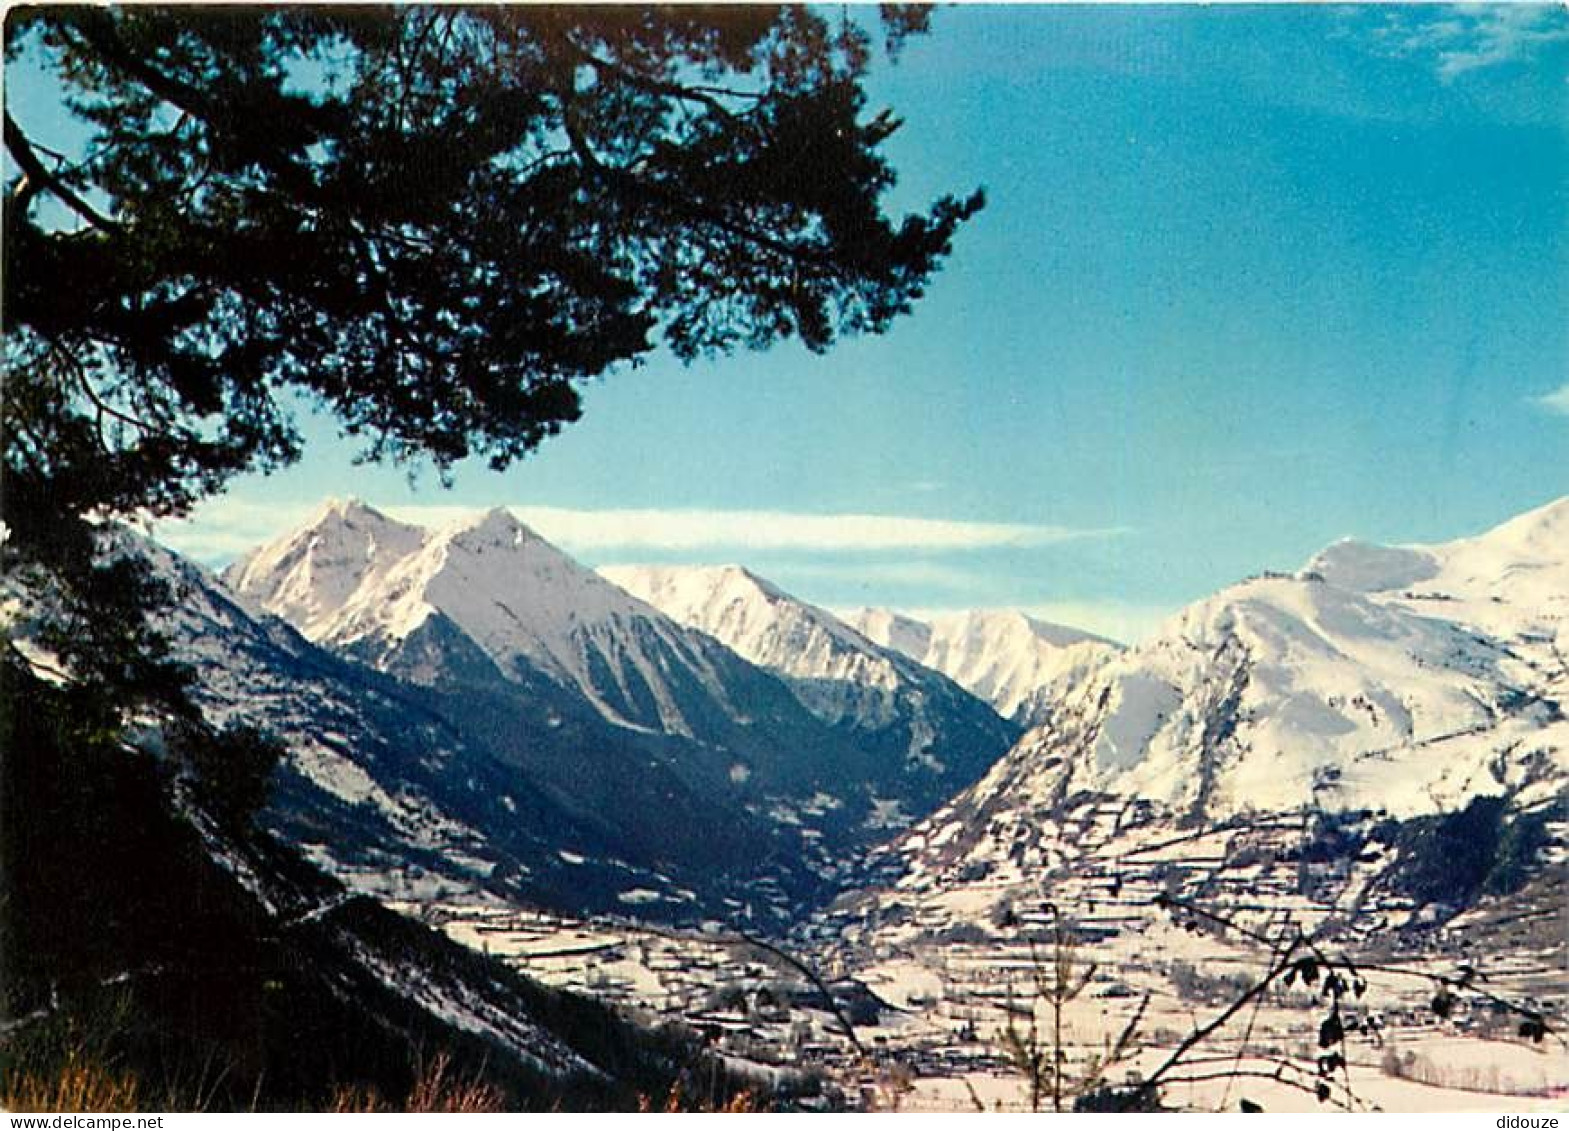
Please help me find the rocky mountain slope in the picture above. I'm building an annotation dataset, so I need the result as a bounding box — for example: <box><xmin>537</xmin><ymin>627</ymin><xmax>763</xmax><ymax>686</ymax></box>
<box><xmin>820</xmin><ymin>498</ymin><xmax>1568</xmax><ymax>957</ymax></box>
<box><xmin>601</xmin><ymin>563</ymin><xmax>1018</xmax><ymax>820</ymax></box>
<box><xmin>1</xmin><ymin>646</ymin><xmax>740</xmax><ymax>1112</ymax></box>
<box><xmin>227</xmin><ymin>501</ymin><xmax>817</xmax><ymax>745</ymax></box>
<box><xmin>140</xmin><ymin>536</ymin><xmax>784</xmax><ymax>918</ymax></box>
<box><xmin>846</xmin><ymin>607</ymin><xmax>1121</xmax><ymax>726</ymax></box>
<box><xmin>205</xmin><ymin>501</ymin><xmax>1019</xmax><ymax>915</ymax></box>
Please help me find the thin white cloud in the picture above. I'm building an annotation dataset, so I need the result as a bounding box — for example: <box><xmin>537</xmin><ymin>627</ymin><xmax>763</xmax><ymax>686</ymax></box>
<box><xmin>151</xmin><ymin>495</ymin><xmax>1160</xmax><ymax>643</ymax></box>
<box><xmin>1373</xmin><ymin>6</ymin><xmax>1569</xmax><ymax>81</ymax></box>
<box><xmin>501</xmin><ymin>506</ymin><xmax>1124</xmax><ymax>555</ymax></box>
<box><xmin>147</xmin><ymin>498</ymin><xmax>321</xmax><ymax>563</ymax></box>
<box><xmin>1530</xmin><ymin>382</ymin><xmax>1569</xmax><ymax>417</ymax></box>
<box><xmin>153</xmin><ymin>495</ymin><xmax>1128</xmax><ymax>564</ymax></box>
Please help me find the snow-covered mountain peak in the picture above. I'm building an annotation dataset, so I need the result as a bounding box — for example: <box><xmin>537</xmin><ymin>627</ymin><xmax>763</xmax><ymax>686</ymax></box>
<box><xmin>600</xmin><ymin>563</ymin><xmax>1019</xmax><ymax>781</ymax></box>
<box><xmin>1303</xmin><ymin>497</ymin><xmax>1569</xmax><ymax>599</ymax></box>
<box><xmin>223</xmin><ymin>498</ymin><xmax>424</xmax><ymax>640</ymax></box>
<box><xmin>847</xmin><ymin>606</ymin><xmax>1122</xmax><ymax>726</ymax></box>
<box><xmin>231</xmin><ymin>502</ymin><xmax>855</xmax><ymax>744</ymax></box>
<box><xmin>220</xmin><ymin>501</ymin><xmax>1023</xmax><ymax>847</ymax></box>
<box><xmin>1301</xmin><ymin>495</ymin><xmax>1569</xmax><ymax>637</ymax></box>
<box><xmin>317</xmin><ymin>495</ymin><xmax>385</xmax><ymax>522</ymax></box>
<box><xmin>321</xmin><ymin>508</ymin><xmax>691</xmax><ymax>697</ymax></box>
<box><xmin>850</xmin><ymin>502</ymin><xmax>1567</xmax><ymax>955</ymax></box>
<box><xmin>1425</xmin><ymin>496</ymin><xmax>1569</xmax><ymax>614</ymax></box>
<box><xmin>964</xmin><ymin>521</ymin><xmax>1566</xmax><ymax>823</ymax></box>
<box><xmin>712</xmin><ymin>563</ymin><xmax>794</xmax><ymax>602</ymax></box>
<box><xmin>1473</xmin><ymin>494</ymin><xmax>1569</xmax><ymax>554</ymax></box>
<box><xmin>706</xmin><ymin>563</ymin><xmax>776</xmax><ymax>589</ymax></box>
<box><xmin>228</xmin><ymin>500</ymin><xmax>660</xmax><ymax>667</ymax></box>
<box><xmin>1163</xmin><ymin>572</ymin><xmax>1428</xmax><ymax>651</ymax></box>
<box><xmin>929</xmin><ymin>608</ymin><xmax>1113</xmax><ymax>652</ymax></box>
<box><xmin>438</xmin><ymin>505</ymin><xmax>547</xmax><ymax>549</ymax></box>
<box><xmin>601</xmin><ymin>562</ymin><xmax>910</xmax><ymax>682</ymax></box>
<box><xmin>1301</xmin><ymin>538</ymin><xmax>1438</xmax><ymax>594</ymax></box>
<box><xmin>841</xmin><ymin>607</ymin><xmax>933</xmax><ymax>660</ymax></box>
<box><xmin>429</xmin><ymin>511</ymin><xmax>644</xmax><ymax>618</ymax></box>
<box><xmin>304</xmin><ymin>496</ymin><xmax>427</xmax><ymax>553</ymax></box>
<box><xmin>602</xmin><ymin>563</ymin><xmax>787</xmax><ymax>612</ymax></box>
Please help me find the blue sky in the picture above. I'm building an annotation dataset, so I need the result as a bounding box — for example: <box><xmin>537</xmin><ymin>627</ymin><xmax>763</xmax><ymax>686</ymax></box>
<box><xmin>12</xmin><ymin>6</ymin><xmax>1568</xmax><ymax>642</ymax></box>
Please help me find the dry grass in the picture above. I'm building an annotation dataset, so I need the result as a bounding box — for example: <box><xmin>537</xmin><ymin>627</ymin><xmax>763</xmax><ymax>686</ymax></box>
<box><xmin>1</xmin><ymin>1052</ymin><xmax>141</xmax><ymax>1112</ymax></box>
<box><xmin>639</xmin><ymin>1081</ymin><xmax>759</xmax><ymax>1112</ymax></box>
<box><xmin>328</xmin><ymin>1083</ymin><xmax>388</xmax><ymax>1112</ymax></box>
<box><xmin>407</xmin><ymin>1052</ymin><xmax>504</xmax><ymax>1113</ymax></box>
<box><xmin>330</xmin><ymin>1051</ymin><xmax>503</xmax><ymax>1113</ymax></box>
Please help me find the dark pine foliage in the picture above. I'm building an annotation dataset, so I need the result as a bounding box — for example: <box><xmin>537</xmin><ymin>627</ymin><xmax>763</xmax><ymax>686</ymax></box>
<box><xmin>2</xmin><ymin>0</ymin><xmax>983</xmax><ymax>830</ymax></box>
<box><xmin>5</xmin><ymin>4</ymin><xmax>981</xmax><ymax>566</ymax></box>
<box><xmin>2</xmin><ymin>7</ymin><xmax>979</xmax><ymax>1105</ymax></box>
<box><xmin>1384</xmin><ymin>794</ymin><xmax>1556</xmax><ymax>907</ymax></box>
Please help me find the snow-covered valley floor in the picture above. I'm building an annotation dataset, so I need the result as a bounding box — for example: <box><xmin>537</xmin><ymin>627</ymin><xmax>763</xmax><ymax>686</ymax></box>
<box><xmin>354</xmin><ymin>861</ymin><xmax>1566</xmax><ymax>1113</ymax></box>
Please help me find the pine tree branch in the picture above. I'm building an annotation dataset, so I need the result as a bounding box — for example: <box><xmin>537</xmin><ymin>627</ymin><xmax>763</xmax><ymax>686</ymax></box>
<box><xmin>4</xmin><ymin>111</ymin><xmax>119</xmax><ymax>232</ymax></box>
<box><xmin>558</xmin><ymin>34</ymin><xmax>752</xmax><ymax>125</ymax></box>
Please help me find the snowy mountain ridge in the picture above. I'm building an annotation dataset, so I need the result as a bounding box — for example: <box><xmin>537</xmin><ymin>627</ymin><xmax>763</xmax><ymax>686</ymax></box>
<box><xmin>228</xmin><ymin>501</ymin><xmax>740</xmax><ymax>736</ymax></box>
<box><xmin>816</xmin><ymin>501</ymin><xmax>1569</xmax><ymax>1038</ymax></box>
<box><xmin>860</xmin><ymin>497</ymin><xmax>1569</xmax><ymax>909</ymax></box>
<box><xmin>845</xmin><ymin>607</ymin><xmax>1122</xmax><ymax>726</ymax></box>
<box><xmin>223</xmin><ymin>497</ymin><xmax>428</xmax><ymax>639</ymax></box>
<box><xmin>1032</xmin><ymin>499</ymin><xmax>1563</xmax><ymax>823</ymax></box>
<box><xmin>1309</xmin><ymin>495</ymin><xmax>1569</xmax><ymax>642</ymax></box>
<box><xmin>599</xmin><ymin>562</ymin><xmax>1020</xmax><ymax>808</ymax></box>
<box><xmin>224</xmin><ymin>500</ymin><xmax>1018</xmax><ymax>872</ymax></box>
<box><xmin>599</xmin><ymin>563</ymin><xmax>914</xmax><ymax>725</ymax></box>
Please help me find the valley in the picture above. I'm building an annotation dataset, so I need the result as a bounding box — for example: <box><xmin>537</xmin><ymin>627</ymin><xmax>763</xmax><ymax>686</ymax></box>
<box><xmin>341</xmin><ymin>782</ymin><xmax>1566</xmax><ymax>1112</ymax></box>
<box><xmin>11</xmin><ymin>4</ymin><xmax>1567</xmax><ymax>1115</ymax></box>
<box><xmin>110</xmin><ymin>495</ymin><xmax>1569</xmax><ymax>1110</ymax></box>
<box><xmin>7</xmin><ymin>496</ymin><xmax>1564</xmax><ymax>1110</ymax></box>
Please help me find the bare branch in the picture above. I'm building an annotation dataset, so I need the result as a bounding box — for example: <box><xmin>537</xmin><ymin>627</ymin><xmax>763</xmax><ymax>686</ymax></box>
<box><xmin>731</xmin><ymin>927</ymin><xmax>866</xmax><ymax>1057</ymax></box>
<box><xmin>1158</xmin><ymin>1067</ymin><xmax>1363</xmax><ymax>1112</ymax></box>
<box><xmin>51</xmin><ymin>343</ymin><xmax>155</xmax><ymax>437</ymax></box>
<box><xmin>1145</xmin><ymin>932</ymin><xmax>1305</xmax><ymax>1088</ymax></box>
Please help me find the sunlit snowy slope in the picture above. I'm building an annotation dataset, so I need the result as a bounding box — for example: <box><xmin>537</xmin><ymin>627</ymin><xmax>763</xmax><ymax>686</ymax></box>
<box><xmin>847</xmin><ymin>607</ymin><xmax>1121</xmax><ymax>726</ymax></box>
<box><xmin>850</xmin><ymin>498</ymin><xmax>1569</xmax><ymax>906</ymax></box>
<box><xmin>811</xmin><ymin>502</ymin><xmax>1567</xmax><ymax>1055</ymax></box>
<box><xmin>136</xmin><ymin>535</ymin><xmax>784</xmax><ymax>917</ymax></box>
